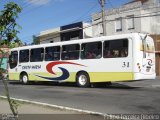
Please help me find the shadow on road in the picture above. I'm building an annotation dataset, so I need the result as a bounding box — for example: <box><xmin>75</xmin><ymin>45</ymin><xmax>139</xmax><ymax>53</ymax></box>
<box><xmin>8</xmin><ymin>81</ymin><xmax>141</xmax><ymax>90</ymax></box>
<box><xmin>92</xmin><ymin>82</ymin><xmax>141</xmax><ymax>89</ymax></box>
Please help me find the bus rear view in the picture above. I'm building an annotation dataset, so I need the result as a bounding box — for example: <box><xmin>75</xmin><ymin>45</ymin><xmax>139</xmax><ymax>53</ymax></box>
<box><xmin>134</xmin><ymin>34</ymin><xmax>156</xmax><ymax>80</ymax></box>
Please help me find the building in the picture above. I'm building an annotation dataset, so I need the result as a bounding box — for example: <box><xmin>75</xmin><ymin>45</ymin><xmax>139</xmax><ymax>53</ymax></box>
<box><xmin>0</xmin><ymin>45</ymin><xmax>9</xmax><ymax>70</ymax></box>
<box><xmin>92</xmin><ymin>0</ymin><xmax>160</xmax><ymax>75</ymax></box>
<box><xmin>37</xmin><ymin>27</ymin><xmax>61</xmax><ymax>44</ymax></box>
<box><xmin>37</xmin><ymin>22</ymin><xmax>92</xmax><ymax>44</ymax></box>
<box><xmin>92</xmin><ymin>0</ymin><xmax>160</xmax><ymax>36</ymax></box>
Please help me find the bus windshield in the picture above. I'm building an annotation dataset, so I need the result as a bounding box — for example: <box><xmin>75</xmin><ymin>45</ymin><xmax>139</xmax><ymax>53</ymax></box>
<box><xmin>9</xmin><ymin>51</ymin><xmax>18</xmax><ymax>69</ymax></box>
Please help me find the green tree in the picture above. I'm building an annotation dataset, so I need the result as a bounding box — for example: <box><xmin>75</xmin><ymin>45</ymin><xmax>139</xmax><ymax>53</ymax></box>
<box><xmin>0</xmin><ymin>2</ymin><xmax>22</xmax><ymax>120</ymax></box>
<box><xmin>31</xmin><ymin>35</ymin><xmax>40</xmax><ymax>45</ymax></box>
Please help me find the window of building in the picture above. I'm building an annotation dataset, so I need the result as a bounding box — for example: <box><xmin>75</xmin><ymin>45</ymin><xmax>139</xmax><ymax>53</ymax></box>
<box><xmin>115</xmin><ymin>18</ymin><xmax>122</xmax><ymax>32</ymax></box>
<box><xmin>9</xmin><ymin>51</ymin><xmax>18</xmax><ymax>69</ymax></box>
<box><xmin>61</xmin><ymin>44</ymin><xmax>80</xmax><ymax>60</ymax></box>
<box><xmin>45</xmin><ymin>46</ymin><xmax>60</xmax><ymax>61</ymax></box>
<box><xmin>30</xmin><ymin>48</ymin><xmax>44</xmax><ymax>62</ymax></box>
<box><xmin>81</xmin><ymin>42</ymin><xmax>102</xmax><ymax>59</ymax></box>
<box><xmin>103</xmin><ymin>39</ymin><xmax>128</xmax><ymax>58</ymax></box>
<box><xmin>19</xmin><ymin>49</ymin><xmax>29</xmax><ymax>63</ymax></box>
<box><xmin>127</xmin><ymin>15</ymin><xmax>134</xmax><ymax>30</ymax></box>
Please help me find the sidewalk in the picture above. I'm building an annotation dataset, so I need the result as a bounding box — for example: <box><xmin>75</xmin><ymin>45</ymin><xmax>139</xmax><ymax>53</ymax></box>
<box><xmin>0</xmin><ymin>98</ymin><xmax>106</xmax><ymax>120</ymax></box>
<box><xmin>0</xmin><ymin>98</ymin><xmax>76</xmax><ymax>114</ymax></box>
<box><xmin>117</xmin><ymin>76</ymin><xmax>160</xmax><ymax>88</ymax></box>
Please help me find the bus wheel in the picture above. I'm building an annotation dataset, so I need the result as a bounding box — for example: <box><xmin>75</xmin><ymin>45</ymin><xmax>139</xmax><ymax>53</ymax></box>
<box><xmin>21</xmin><ymin>74</ymin><xmax>28</xmax><ymax>84</ymax></box>
<box><xmin>76</xmin><ymin>72</ymin><xmax>90</xmax><ymax>87</ymax></box>
<box><xmin>106</xmin><ymin>82</ymin><xmax>112</xmax><ymax>86</ymax></box>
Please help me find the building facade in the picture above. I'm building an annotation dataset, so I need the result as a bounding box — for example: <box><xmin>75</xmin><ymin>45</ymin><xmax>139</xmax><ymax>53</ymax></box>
<box><xmin>0</xmin><ymin>45</ymin><xmax>9</xmax><ymax>70</ymax></box>
<box><xmin>92</xmin><ymin>0</ymin><xmax>160</xmax><ymax>75</ymax></box>
<box><xmin>92</xmin><ymin>0</ymin><xmax>160</xmax><ymax>36</ymax></box>
<box><xmin>38</xmin><ymin>22</ymin><xmax>92</xmax><ymax>44</ymax></box>
<box><xmin>37</xmin><ymin>27</ymin><xmax>61</xmax><ymax>44</ymax></box>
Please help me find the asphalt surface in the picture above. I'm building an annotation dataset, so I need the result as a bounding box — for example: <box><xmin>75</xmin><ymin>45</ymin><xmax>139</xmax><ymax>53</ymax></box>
<box><xmin>0</xmin><ymin>78</ymin><xmax>160</xmax><ymax>115</ymax></box>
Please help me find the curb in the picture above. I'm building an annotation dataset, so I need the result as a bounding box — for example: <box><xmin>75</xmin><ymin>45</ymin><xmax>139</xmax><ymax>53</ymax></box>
<box><xmin>0</xmin><ymin>96</ymin><xmax>113</xmax><ymax>119</ymax></box>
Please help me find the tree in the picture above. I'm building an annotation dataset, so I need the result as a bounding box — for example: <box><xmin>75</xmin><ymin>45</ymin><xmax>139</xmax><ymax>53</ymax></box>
<box><xmin>31</xmin><ymin>35</ymin><xmax>40</xmax><ymax>45</ymax></box>
<box><xmin>0</xmin><ymin>2</ymin><xmax>22</xmax><ymax>120</ymax></box>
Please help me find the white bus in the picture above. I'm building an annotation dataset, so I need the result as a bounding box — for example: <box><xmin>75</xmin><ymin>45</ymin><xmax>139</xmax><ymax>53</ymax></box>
<box><xmin>8</xmin><ymin>33</ymin><xmax>156</xmax><ymax>87</ymax></box>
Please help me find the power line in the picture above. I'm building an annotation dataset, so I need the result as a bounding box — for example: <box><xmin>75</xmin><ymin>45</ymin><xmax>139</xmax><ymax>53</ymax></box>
<box><xmin>20</xmin><ymin>1</ymin><xmax>160</xmax><ymax>43</ymax></box>
<box><xmin>109</xmin><ymin>3</ymin><xmax>160</xmax><ymax>15</ymax></box>
<box><xmin>20</xmin><ymin>4</ymin><xmax>45</xmax><ymax>17</ymax></box>
<box><xmin>20</xmin><ymin>1</ymin><xmax>32</xmax><ymax>9</ymax></box>
<box><xmin>72</xmin><ymin>2</ymin><xmax>98</xmax><ymax>23</ymax></box>
<box><xmin>24</xmin><ymin>13</ymin><xmax>160</xmax><ymax>44</ymax></box>
<box><xmin>19</xmin><ymin>0</ymin><xmax>56</xmax><ymax>17</ymax></box>
<box><xmin>26</xmin><ymin>8</ymin><xmax>160</xmax><ymax>41</ymax></box>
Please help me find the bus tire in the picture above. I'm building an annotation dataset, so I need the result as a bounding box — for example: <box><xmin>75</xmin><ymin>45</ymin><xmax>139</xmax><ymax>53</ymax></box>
<box><xmin>76</xmin><ymin>72</ymin><xmax>90</xmax><ymax>87</ymax></box>
<box><xmin>21</xmin><ymin>73</ymin><xmax>28</xmax><ymax>84</ymax></box>
<box><xmin>106</xmin><ymin>82</ymin><xmax>112</xmax><ymax>86</ymax></box>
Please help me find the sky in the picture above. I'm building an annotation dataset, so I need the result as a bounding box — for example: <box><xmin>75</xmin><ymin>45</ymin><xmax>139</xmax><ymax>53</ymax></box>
<box><xmin>0</xmin><ymin>0</ymin><xmax>131</xmax><ymax>44</ymax></box>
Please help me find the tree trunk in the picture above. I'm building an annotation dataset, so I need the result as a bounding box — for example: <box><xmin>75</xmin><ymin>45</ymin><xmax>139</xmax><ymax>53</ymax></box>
<box><xmin>0</xmin><ymin>49</ymin><xmax>18</xmax><ymax>120</ymax></box>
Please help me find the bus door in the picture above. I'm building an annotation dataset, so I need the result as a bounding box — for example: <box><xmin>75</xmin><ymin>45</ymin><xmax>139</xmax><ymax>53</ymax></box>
<box><xmin>141</xmin><ymin>35</ymin><xmax>155</xmax><ymax>75</ymax></box>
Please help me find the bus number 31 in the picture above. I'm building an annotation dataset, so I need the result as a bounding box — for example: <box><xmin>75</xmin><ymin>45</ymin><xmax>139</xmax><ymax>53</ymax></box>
<box><xmin>122</xmin><ymin>62</ymin><xmax>129</xmax><ymax>68</ymax></box>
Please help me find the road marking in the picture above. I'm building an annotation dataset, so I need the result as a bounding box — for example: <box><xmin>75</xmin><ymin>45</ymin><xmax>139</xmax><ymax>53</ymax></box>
<box><xmin>0</xmin><ymin>95</ymin><xmax>120</xmax><ymax>120</ymax></box>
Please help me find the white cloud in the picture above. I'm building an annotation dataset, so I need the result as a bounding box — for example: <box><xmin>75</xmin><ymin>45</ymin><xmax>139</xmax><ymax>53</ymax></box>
<box><xmin>27</xmin><ymin>0</ymin><xmax>51</xmax><ymax>6</ymax></box>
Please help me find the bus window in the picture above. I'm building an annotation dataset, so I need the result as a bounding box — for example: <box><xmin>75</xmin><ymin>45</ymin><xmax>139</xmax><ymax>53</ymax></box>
<box><xmin>9</xmin><ymin>51</ymin><xmax>18</xmax><ymax>69</ymax></box>
<box><xmin>103</xmin><ymin>39</ymin><xmax>128</xmax><ymax>58</ymax></box>
<box><xmin>30</xmin><ymin>48</ymin><xmax>44</xmax><ymax>62</ymax></box>
<box><xmin>81</xmin><ymin>42</ymin><xmax>102</xmax><ymax>59</ymax></box>
<box><xmin>45</xmin><ymin>46</ymin><xmax>60</xmax><ymax>61</ymax></box>
<box><xmin>61</xmin><ymin>44</ymin><xmax>80</xmax><ymax>60</ymax></box>
<box><xmin>19</xmin><ymin>49</ymin><xmax>29</xmax><ymax>63</ymax></box>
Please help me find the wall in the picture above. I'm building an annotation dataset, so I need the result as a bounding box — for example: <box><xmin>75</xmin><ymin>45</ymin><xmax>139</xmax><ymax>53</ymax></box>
<box><xmin>40</xmin><ymin>35</ymin><xmax>60</xmax><ymax>44</ymax></box>
<box><xmin>150</xmin><ymin>35</ymin><xmax>160</xmax><ymax>75</ymax></box>
<box><xmin>92</xmin><ymin>1</ymin><xmax>142</xmax><ymax>36</ymax></box>
<box><xmin>38</xmin><ymin>22</ymin><xmax>92</xmax><ymax>44</ymax></box>
<box><xmin>141</xmin><ymin>3</ymin><xmax>160</xmax><ymax>34</ymax></box>
<box><xmin>38</xmin><ymin>27</ymin><xmax>61</xmax><ymax>44</ymax></box>
<box><xmin>92</xmin><ymin>0</ymin><xmax>160</xmax><ymax>36</ymax></box>
<box><xmin>0</xmin><ymin>47</ymin><xmax>9</xmax><ymax>70</ymax></box>
<box><xmin>83</xmin><ymin>23</ymin><xmax>92</xmax><ymax>38</ymax></box>
<box><xmin>0</xmin><ymin>58</ymin><xmax>8</xmax><ymax>70</ymax></box>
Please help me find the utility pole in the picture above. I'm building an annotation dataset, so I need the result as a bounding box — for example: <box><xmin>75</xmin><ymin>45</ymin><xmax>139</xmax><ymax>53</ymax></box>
<box><xmin>99</xmin><ymin>0</ymin><xmax>106</xmax><ymax>36</ymax></box>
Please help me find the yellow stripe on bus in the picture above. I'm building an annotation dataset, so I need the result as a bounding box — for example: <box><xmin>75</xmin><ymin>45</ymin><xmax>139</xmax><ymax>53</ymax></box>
<box><xmin>89</xmin><ymin>72</ymin><xmax>133</xmax><ymax>82</ymax></box>
<box><xmin>9</xmin><ymin>72</ymin><xmax>134</xmax><ymax>82</ymax></box>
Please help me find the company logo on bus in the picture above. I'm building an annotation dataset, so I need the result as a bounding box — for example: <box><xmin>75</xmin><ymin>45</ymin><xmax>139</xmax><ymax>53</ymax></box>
<box><xmin>146</xmin><ymin>59</ymin><xmax>153</xmax><ymax>72</ymax></box>
<box><xmin>147</xmin><ymin>59</ymin><xmax>153</xmax><ymax>66</ymax></box>
<box><xmin>34</xmin><ymin>61</ymin><xmax>86</xmax><ymax>81</ymax></box>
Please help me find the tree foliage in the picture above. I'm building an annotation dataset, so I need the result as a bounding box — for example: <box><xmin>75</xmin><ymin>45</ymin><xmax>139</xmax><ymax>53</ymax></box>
<box><xmin>31</xmin><ymin>35</ymin><xmax>40</xmax><ymax>45</ymax></box>
<box><xmin>0</xmin><ymin>2</ymin><xmax>22</xmax><ymax>46</ymax></box>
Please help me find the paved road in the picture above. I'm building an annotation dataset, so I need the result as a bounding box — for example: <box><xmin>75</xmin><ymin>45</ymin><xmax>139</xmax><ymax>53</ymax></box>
<box><xmin>0</xmin><ymin>78</ymin><xmax>160</xmax><ymax>115</ymax></box>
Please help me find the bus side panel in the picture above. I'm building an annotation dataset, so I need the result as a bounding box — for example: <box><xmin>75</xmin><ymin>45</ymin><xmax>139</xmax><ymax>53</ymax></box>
<box><xmin>89</xmin><ymin>38</ymin><xmax>133</xmax><ymax>82</ymax></box>
<box><xmin>9</xmin><ymin>73</ymin><xmax>19</xmax><ymax>81</ymax></box>
<box><xmin>89</xmin><ymin>72</ymin><xmax>133</xmax><ymax>82</ymax></box>
<box><xmin>27</xmin><ymin>72</ymin><xmax>77</xmax><ymax>82</ymax></box>
<box><xmin>19</xmin><ymin>62</ymin><xmax>81</xmax><ymax>82</ymax></box>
